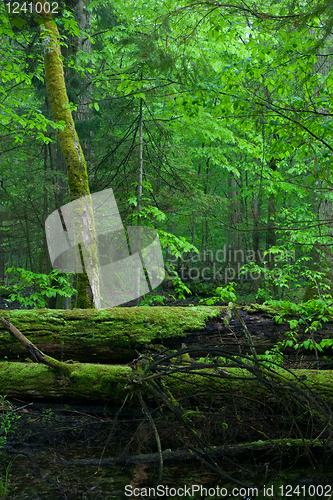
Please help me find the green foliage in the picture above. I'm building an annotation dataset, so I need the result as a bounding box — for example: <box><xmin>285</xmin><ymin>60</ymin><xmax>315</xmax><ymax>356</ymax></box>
<box><xmin>256</xmin><ymin>288</ymin><xmax>272</xmax><ymax>302</ymax></box>
<box><xmin>257</xmin><ymin>349</ymin><xmax>284</xmax><ymax>368</ymax></box>
<box><xmin>265</xmin><ymin>297</ymin><xmax>333</xmax><ymax>356</ymax></box>
<box><xmin>171</xmin><ymin>276</ymin><xmax>191</xmax><ymax>301</ymax></box>
<box><xmin>140</xmin><ymin>294</ymin><xmax>166</xmax><ymax>306</ymax></box>
<box><xmin>3</xmin><ymin>268</ymin><xmax>76</xmax><ymax>309</ymax></box>
<box><xmin>201</xmin><ymin>283</ymin><xmax>237</xmax><ymax>305</ymax></box>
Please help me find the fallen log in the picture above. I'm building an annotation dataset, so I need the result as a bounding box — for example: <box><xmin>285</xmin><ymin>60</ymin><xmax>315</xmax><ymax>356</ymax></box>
<box><xmin>66</xmin><ymin>438</ymin><xmax>326</xmax><ymax>466</ymax></box>
<box><xmin>0</xmin><ymin>359</ymin><xmax>333</xmax><ymax>403</ymax></box>
<box><xmin>0</xmin><ymin>307</ymin><xmax>222</xmax><ymax>363</ymax></box>
<box><xmin>1</xmin><ymin>306</ymin><xmax>333</xmax><ymax>363</ymax></box>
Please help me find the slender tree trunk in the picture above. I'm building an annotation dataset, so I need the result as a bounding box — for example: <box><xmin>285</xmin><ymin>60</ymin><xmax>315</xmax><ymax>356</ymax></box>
<box><xmin>0</xmin><ymin>202</ymin><xmax>4</xmax><ymax>285</ymax></box>
<box><xmin>251</xmin><ymin>193</ymin><xmax>262</xmax><ymax>295</ymax></box>
<box><xmin>227</xmin><ymin>174</ymin><xmax>241</xmax><ymax>281</ymax></box>
<box><xmin>134</xmin><ymin>97</ymin><xmax>144</xmax><ymax>306</ymax></box>
<box><xmin>266</xmin><ymin>158</ymin><xmax>278</xmax><ymax>297</ymax></box>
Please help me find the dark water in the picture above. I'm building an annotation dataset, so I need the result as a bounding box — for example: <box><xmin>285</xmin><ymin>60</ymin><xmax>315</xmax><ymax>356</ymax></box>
<box><xmin>1</xmin><ymin>446</ymin><xmax>332</xmax><ymax>500</ymax></box>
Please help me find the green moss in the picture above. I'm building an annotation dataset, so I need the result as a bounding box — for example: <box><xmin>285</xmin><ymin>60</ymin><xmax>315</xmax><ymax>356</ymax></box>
<box><xmin>69</xmin><ymin>363</ymin><xmax>130</xmax><ymax>398</ymax></box>
<box><xmin>76</xmin><ymin>271</ymin><xmax>94</xmax><ymax>309</ymax></box>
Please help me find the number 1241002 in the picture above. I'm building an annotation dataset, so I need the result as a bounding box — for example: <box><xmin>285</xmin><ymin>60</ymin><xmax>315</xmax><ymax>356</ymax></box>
<box><xmin>6</xmin><ymin>2</ymin><xmax>59</xmax><ymax>14</ymax></box>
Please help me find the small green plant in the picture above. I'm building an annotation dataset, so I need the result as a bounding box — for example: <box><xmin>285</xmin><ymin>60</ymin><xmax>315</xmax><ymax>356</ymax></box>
<box><xmin>0</xmin><ymin>397</ymin><xmax>23</xmax><ymax>497</ymax></box>
<box><xmin>0</xmin><ymin>455</ymin><xmax>22</xmax><ymax>498</ymax></box>
<box><xmin>2</xmin><ymin>268</ymin><xmax>76</xmax><ymax>308</ymax></box>
<box><xmin>140</xmin><ymin>294</ymin><xmax>166</xmax><ymax>306</ymax></box>
<box><xmin>255</xmin><ymin>287</ymin><xmax>272</xmax><ymax>302</ymax></box>
<box><xmin>198</xmin><ymin>357</ymin><xmax>214</xmax><ymax>364</ymax></box>
<box><xmin>0</xmin><ymin>462</ymin><xmax>11</xmax><ymax>498</ymax></box>
<box><xmin>172</xmin><ymin>275</ymin><xmax>191</xmax><ymax>300</ymax></box>
<box><xmin>200</xmin><ymin>283</ymin><xmax>237</xmax><ymax>305</ymax></box>
<box><xmin>42</xmin><ymin>408</ymin><xmax>55</xmax><ymax>423</ymax></box>
<box><xmin>257</xmin><ymin>348</ymin><xmax>284</xmax><ymax>368</ymax></box>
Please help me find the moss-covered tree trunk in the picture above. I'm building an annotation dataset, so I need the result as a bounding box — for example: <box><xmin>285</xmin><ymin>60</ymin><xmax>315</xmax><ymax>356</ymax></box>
<box><xmin>34</xmin><ymin>1</ymin><xmax>99</xmax><ymax>308</ymax></box>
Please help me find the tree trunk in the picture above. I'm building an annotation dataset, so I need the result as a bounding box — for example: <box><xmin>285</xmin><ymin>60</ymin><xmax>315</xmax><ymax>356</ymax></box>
<box><xmin>0</xmin><ymin>360</ymin><xmax>129</xmax><ymax>401</ymax></box>
<box><xmin>35</xmin><ymin>0</ymin><xmax>99</xmax><ymax>309</ymax></box>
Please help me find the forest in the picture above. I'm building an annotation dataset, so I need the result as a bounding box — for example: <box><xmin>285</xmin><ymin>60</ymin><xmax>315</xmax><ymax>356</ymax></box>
<box><xmin>1</xmin><ymin>0</ymin><xmax>333</xmax><ymax>498</ymax></box>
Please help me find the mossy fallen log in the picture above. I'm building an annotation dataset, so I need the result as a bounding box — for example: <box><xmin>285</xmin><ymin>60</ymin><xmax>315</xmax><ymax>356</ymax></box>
<box><xmin>0</xmin><ymin>307</ymin><xmax>222</xmax><ymax>363</ymax></box>
<box><xmin>1</xmin><ymin>305</ymin><xmax>333</xmax><ymax>364</ymax></box>
<box><xmin>1</xmin><ymin>360</ymin><xmax>333</xmax><ymax>403</ymax></box>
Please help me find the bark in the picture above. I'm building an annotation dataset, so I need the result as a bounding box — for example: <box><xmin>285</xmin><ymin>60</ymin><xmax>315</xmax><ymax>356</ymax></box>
<box><xmin>1</xmin><ymin>306</ymin><xmax>333</xmax><ymax>363</ymax></box>
<box><xmin>34</xmin><ymin>0</ymin><xmax>99</xmax><ymax>308</ymax></box>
